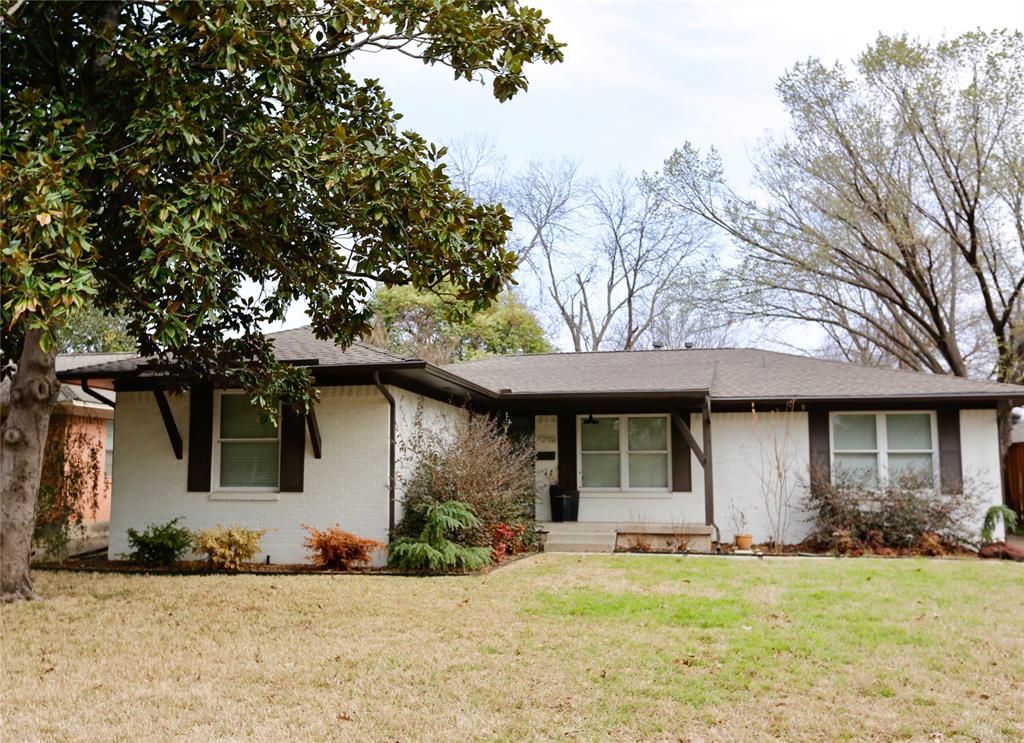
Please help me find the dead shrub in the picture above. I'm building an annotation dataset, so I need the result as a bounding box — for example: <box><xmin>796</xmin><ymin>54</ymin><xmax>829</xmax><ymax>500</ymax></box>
<box><xmin>303</xmin><ymin>525</ymin><xmax>384</xmax><ymax>570</ymax></box>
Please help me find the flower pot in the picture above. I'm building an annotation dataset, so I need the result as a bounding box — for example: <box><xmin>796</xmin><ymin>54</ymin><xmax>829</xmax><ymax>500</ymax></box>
<box><xmin>735</xmin><ymin>534</ymin><xmax>753</xmax><ymax>550</ymax></box>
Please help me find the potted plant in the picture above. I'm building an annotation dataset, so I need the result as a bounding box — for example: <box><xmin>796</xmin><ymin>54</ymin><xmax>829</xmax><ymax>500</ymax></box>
<box><xmin>731</xmin><ymin>508</ymin><xmax>753</xmax><ymax>550</ymax></box>
<box><xmin>548</xmin><ymin>483</ymin><xmax>580</xmax><ymax>523</ymax></box>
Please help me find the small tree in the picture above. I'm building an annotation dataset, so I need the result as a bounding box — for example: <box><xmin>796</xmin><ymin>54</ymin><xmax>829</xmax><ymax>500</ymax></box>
<box><xmin>749</xmin><ymin>404</ymin><xmax>800</xmax><ymax>552</ymax></box>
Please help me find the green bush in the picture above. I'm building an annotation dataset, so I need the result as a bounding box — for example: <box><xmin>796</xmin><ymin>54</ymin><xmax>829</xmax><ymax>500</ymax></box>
<box><xmin>192</xmin><ymin>525</ymin><xmax>270</xmax><ymax>570</ymax></box>
<box><xmin>804</xmin><ymin>469</ymin><xmax>983</xmax><ymax>549</ymax></box>
<box><xmin>396</xmin><ymin>409</ymin><xmax>536</xmax><ymax>549</ymax></box>
<box><xmin>125</xmin><ymin>518</ymin><xmax>193</xmax><ymax>566</ymax></box>
<box><xmin>980</xmin><ymin>505</ymin><xmax>1018</xmax><ymax>545</ymax></box>
<box><xmin>389</xmin><ymin>501</ymin><xmax>492</xmax><ymax>573</ymax></box>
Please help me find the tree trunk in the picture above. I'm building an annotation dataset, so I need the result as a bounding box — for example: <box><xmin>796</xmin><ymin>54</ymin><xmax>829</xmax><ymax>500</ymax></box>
<box><xmin>1</xmin><ymin>329</ymin><xmax>59</xmax><ymax>602</ymax></box>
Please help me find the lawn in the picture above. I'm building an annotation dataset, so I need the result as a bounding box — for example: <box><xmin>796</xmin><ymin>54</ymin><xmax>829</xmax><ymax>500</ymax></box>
<box><xmin>3</xmin><ymin>555</ymin><xmax>1023</xmax><ymax>742</ymax></box>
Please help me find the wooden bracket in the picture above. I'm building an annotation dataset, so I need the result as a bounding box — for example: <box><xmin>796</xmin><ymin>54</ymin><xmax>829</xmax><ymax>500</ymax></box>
<box><xmin>152</xmin><ymin>389</ymin><xmax>183</xmax><ymax>460</ymax></box>
<box><xmin>671</xmin><ymin>412</ymin><xmax>705</xmax><ymax>467</ymax></box>
<box><xmin>306</xmin><ymin>406</ymin><xmax>322</xmax><ymax>459</ymax></box>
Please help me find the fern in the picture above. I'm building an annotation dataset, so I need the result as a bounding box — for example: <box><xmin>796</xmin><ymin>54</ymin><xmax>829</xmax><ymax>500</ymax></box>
<box><xmin>389</xmin><ymin>501</ymin><xmax>492</xmax><ymax>573</ymax></box>
<box><xmin>980</xmin><ymin>505</ymin><xmax>1018</xmax><ymax>545</ymax></box>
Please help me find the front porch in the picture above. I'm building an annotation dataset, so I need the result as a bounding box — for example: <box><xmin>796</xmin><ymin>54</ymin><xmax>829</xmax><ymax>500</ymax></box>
<box><xmin>538</xmin><ymin>521</ymin><xmax>714</xmax><ymax>553</ymax></box>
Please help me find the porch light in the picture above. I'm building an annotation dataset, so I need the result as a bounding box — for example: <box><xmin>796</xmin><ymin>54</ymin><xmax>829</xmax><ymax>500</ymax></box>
<box><xmin>582</xmin><ymin>414</ymin><xmax>599</xmax><ymax>425</ymax></box>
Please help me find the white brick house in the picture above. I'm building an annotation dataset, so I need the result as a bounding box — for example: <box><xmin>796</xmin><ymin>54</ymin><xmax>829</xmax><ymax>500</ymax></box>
<box><xmin>58</xmin><ymin>327</ymin><xmax>1023</xmax><ymax>561</ymax></box>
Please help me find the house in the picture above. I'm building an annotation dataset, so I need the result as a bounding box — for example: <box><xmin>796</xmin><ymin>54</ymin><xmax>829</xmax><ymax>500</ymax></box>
<box><xmin>3</xmin><ymin>353</ymin><xmax>133</xmax><ymax>554</ymax></box>
<box><xmin>56</xmin><ymin>327</ymin><xmax>1023</xmax><ymax>561</ymax></box>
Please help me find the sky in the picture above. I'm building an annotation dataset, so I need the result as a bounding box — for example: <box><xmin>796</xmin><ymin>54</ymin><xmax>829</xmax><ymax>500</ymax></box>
<box><xmin>273</xmin><ymin>0</ymin><xmax>1023</xmax><ymax>333</ymax></box>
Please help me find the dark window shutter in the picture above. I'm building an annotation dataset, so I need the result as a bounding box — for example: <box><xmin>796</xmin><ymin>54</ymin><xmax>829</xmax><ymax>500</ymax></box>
<box><xmin>187</xmin><ymin>385</ymin><xmax>213</xmax><ymax>492</ymax></box>
<box><xmin>937</xmin><ymin>408</ymin><xmax>962</xmax><ymax>494</ymax></box>
<box><xmin>808</xmin><ymin>408</ymin><xmax>830</xmax><ymax>487</ymax></box>
<box><xmin>557</xmin><ymin>413</ymin><xmax>577</xmax><ymax>491</ymax></box>
<box><xmin>279</xmin><ymin>405</ymin><xmax>306</xmax><ymax>492</ymax></box>
<box><xmin>671</xmin><ymin>413</ymin><xmax>693</xmax><ymax>492</ymax></box>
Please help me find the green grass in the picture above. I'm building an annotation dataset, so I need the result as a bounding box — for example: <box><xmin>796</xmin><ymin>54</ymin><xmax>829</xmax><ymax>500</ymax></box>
<box><xmin>3</xmin><ymin>555</ymin><xmax>1023</xmax><ymax>741</ymax></box>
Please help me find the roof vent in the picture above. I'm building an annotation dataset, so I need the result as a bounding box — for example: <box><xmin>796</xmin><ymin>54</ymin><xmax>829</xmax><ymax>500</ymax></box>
<box><xmin>652</xmin><ymin>340</ymin><xmax>665</xmax><ymax>350</ymax></box>
<box><xmin>500</xmin><ymin>387</ymin><xmax>512</xmax><ymax>394</ymax></box>
<box><xmin>684</xmin><ymin>341</ymin><xmax>695</xmax><ymax>349</ymax></box>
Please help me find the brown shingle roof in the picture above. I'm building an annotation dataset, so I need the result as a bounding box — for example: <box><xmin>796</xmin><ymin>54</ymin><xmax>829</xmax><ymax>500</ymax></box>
<box><xmin>52</xmin><ymin>325</ymin><xmax>1024</xmax><ymax>402</ymax></box>
<box><xmin>443</xmin><ymin>348</ymin><xmax>1024</xmax><ymax>400</ymax></box>
<box><xmin>2</xmin><ymin>353</ymin><xmax>135</xmax><ymax>408</ymax></box>
<box><xmin>56</xmin><ymin>326</ymin><xmax>415</xmax><ymax>378</ymax></box>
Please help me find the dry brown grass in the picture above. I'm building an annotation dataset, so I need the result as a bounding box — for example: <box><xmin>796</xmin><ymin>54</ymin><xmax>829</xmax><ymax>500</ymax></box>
<box><xmin>3</xmin><ymin>555</ymin><xmax>1023</xmax><ymax>742</ymax></box>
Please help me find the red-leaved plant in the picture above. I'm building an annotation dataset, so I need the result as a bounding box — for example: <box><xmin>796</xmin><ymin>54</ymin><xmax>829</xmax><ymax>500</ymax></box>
<box><xmin>491</xmin><ymin>522</ymin><xmax>527</xmax><ymax>560</ymax></box>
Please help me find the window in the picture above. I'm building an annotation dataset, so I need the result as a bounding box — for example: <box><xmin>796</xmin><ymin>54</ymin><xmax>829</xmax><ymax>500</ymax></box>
<box><xmin>831</xmin><ymin>412</ymin><xmax>936</xmax><ymax>488</ymax></box>
<box><xmin>579</xmin><ymin>415</ymin><xmax>670</xmax><ymax>491</ymax></box>
<box><xmin>104</xmin><ymin>420</ymin><xmax>114</xmax><ymax>480</ymax></box>
<box><xmin>216</xmin><ymin>393</ymin><xmax>280</xmax><ymax>489</ymax></box>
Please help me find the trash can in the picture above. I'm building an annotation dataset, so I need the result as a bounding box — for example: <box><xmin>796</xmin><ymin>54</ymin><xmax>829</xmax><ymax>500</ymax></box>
<box><xmin>564</xmin><ymin>489</ymin><xmax>579</xmax><ymax>522</ymax></box>
<box><xmin>549</xmin><ymin>485</ymin><xmax>579</xmax><ymax>522</ymax></box>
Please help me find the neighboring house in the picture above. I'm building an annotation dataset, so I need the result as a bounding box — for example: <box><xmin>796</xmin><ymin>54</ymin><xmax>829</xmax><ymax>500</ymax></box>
<box><xmin>1009</xmin><ymin>408</ymin><xmax>1024</xmax><ymax>521</ymax></box>
<box><xmin>2</xmin><ymin>353</ymin><xmax>133</xmax><ymax>539</ymax></box>
<box><xmin>56</xmin><ymin>327</ymin><xmax>1023</xmax><ymax>561</ymax></box>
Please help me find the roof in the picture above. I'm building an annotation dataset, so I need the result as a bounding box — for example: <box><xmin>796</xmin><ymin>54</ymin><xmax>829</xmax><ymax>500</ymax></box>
<box><xmin>56</xmin><ymin>326</ymin><xmax>416</xmax><ymax>379</ymax></box>
<box><xmin>51</xmin><ymin>325</ymin><xmax>1024</xmax><ymax>404</ymax></box>
<box><xmin>1</xmin><ymin>353</ymin><xmax>135</xmax><ymax>409</ymax></box>
<box><xmin>443</xmin><ymin>347</ymin><xmax>1024</xmax><ymax>401</ymax></box>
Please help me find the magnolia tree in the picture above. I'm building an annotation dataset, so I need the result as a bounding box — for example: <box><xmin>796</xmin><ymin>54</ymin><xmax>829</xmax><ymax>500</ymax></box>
<box><xmin>0</xmin><ymin>0</ymin><xmax>562</xmax><ymax>601</ymax></box>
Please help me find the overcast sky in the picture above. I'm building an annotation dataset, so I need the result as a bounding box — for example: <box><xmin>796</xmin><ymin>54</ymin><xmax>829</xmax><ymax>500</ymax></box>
<box><xmin>275</xmin><ymin>0</ymin><xmax>1022</xmax><ymax>333</ymax></box>
<box><xmin>352</xmin><ymin>0</ymin><xmax>1021</xmax><ymax>185</ymax></box>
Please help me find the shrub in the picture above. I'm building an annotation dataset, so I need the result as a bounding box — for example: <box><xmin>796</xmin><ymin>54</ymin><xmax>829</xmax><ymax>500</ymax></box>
<box><xmin>490</xmin><ymin>522</ymin><xmax>528</xmax><ymax>560</ymax></box>
<box><xmin>389</xmin><ymin>501</ymin><xmax>492</xmax><ymax>573</ymax></box>
<box><xmin>124</xmin><ymin>518</ymin><xmax>193</xmax><ymax>566</ymax></box>
<box><xmin>804</xmin><ymin>469</ymin><xmax>982</xmax><ymax>549</ymax></box>
<box><xmin>980</xmin><ymin>505</ymin><xmax>1019</xmax><ymax>545</ymax></box>
<box><xmin>191</xmin><ymin>525</ymin><xmax>270</xmax><ymax>570</ymax></box>
<box><xmin>396</xmin><ymin>408</ymin><xmax>536</xmax><ymax>550</ymax></box>
<box><xmin>303</xmin><ymin>525</ymin><xmax>384</xmax><ymax>570</ymax></box>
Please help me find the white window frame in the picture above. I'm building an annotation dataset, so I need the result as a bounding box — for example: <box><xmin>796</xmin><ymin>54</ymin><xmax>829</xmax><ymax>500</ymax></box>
<box><xmin>103</xmin><ymin>419</ymin><xmax>114</xmax><ymax>481</ymax></box>
<box><xmin>212</xmin><ymin>390</ymin><xmax>281</xmax><ymax>492</ymax></box>
<box><xmin>576</xmin><ymin>414</ymin><xmax>672</xmax><ymax>493</ymax></box>
<box><xmin>829</xmin><ymin>411</ymin><xmax>939</xmax><ymax>488</ymax></box>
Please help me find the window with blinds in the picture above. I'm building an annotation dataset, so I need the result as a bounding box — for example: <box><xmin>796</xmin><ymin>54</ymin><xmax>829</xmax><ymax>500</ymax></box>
<box><xmin>216</xmin><ymin>393</ymin><xmax>280</xmax><ymax>489</ymax></box>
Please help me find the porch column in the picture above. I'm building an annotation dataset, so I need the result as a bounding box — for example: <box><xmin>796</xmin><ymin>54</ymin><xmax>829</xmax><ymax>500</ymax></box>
<box><xmin>702</xmin><ymin>395</ymin><xmax>714</xmax><ymax>528</ymax></box>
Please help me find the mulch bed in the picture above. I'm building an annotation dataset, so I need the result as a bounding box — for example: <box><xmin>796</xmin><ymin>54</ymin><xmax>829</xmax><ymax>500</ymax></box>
<box><xmin>617</xmin><ymin>533</ymin><xmax>990</xmax><ymax>559</ymax></box>
<box><xmin>32</xmin><ymin>551</ymin><xmax>538</xmax><ymax>576</ymax></box>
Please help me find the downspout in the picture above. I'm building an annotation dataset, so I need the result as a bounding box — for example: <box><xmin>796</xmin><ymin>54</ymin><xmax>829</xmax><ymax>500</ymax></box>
<box><xmin>80</xmin><ymin>379</ymin><xmax>116</xmax><ymax>408</ymax></box>
<box><xmin>373</xmin><ymin>371</ymin><xmax>397</xmax><ymax>535</ymax></box>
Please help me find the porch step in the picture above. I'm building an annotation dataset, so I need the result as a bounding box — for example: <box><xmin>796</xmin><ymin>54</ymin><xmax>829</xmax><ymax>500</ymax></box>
<box><xmin>542</xmin><ymin>530</ymin><xmax>617</xmax><ymax>553</ymax></box>
<box><xmin>539</xmin><ymin>521</ymin><xmax>714</xmax><ymax>553</ymax></box>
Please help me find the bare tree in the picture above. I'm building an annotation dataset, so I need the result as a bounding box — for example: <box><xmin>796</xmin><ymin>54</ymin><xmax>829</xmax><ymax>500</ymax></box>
<box><xmin>650</xmin><ymin>265</ymin><xmax>742</xmax><ymax>349</ymax></box>
<box><xmin>509</xmin><ymin>165</ymin><xmax>711</xmax><ymax>351</ymax></box>
<box><xmin>652</xmin><ymin>31</ymin><xmax>1024</xmax><ymax>382</ymax></box>
<box><xmin>443</xmin><ymin>132</ymin><xmax>507</xmax><ymax>205</ymax></box>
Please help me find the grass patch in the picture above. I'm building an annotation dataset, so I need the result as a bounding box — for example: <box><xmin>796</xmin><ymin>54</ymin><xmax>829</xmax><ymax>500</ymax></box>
<box><xmin>2</xmin><ymin>555</ymin><xmax>1022</xmax><ymax>741</ymax></box>
<box><xmin>531</xmin><ymin>589</ymin><xmax>749</xmax><ymax>628</ymax></box>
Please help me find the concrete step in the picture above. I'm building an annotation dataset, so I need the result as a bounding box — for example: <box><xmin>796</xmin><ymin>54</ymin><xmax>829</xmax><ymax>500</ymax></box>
<box><xmin>542</xmin><ymin>531</ymin><xmax>617</xmax><ymax>553</ymax></box>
